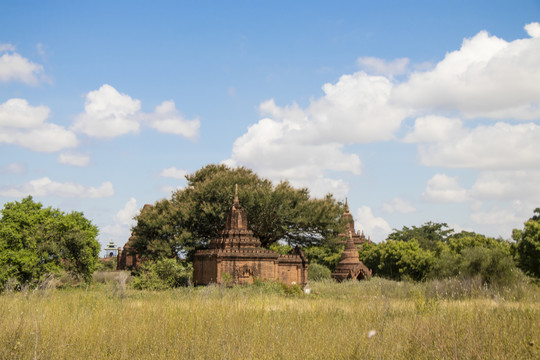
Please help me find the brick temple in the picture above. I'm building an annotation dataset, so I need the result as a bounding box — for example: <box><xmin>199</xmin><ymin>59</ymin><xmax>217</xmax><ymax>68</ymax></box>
<box><xmin>331</xmin><ymin>231</ymin><xmax>372</xmax><ymax>281</ymax></box>
<box><xmin>193</xmin><ymin>185</ymin><xmax>308</xmax><ymax>286</ymax></box>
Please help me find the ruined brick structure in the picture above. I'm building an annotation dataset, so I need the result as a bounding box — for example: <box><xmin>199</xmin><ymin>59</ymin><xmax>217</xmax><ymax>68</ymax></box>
<box><xmin>339</xmin><ymin>198</ymin><xmax>371</xmax><ymax>245</ymax></box>
<box><xmin>331</xmin><ymin>232</ymin><xmax>372</xmax><ymax>282</ymax></box>
<box><xmin>193</xmin><ymin>185</ymin><xmax>308</xmax><ymax>286</ymax></box>
<box><xmin>117</xmin><ymin>204</ymin><xmax>152</xmax><ymax>271</ymax></box>
<box><xmin>116</xmin><ymin>233</ymin><xmax>140</xmax><ymax>271</ymax></box>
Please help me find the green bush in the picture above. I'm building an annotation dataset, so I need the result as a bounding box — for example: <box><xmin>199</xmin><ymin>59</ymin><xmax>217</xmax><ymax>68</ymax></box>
<box><xmin>131</xmin><ymin>258</ymin><xmax>192</xmax><ymax>290</ymax></box>
<box><xmin>308</xmin><ymin>262</ymin><xmax>332</xmax><ymax>281</ymax></box>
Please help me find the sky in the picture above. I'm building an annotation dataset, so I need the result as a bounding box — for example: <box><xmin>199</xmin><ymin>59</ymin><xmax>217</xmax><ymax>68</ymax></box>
<box><xmin>1</xmin><ymin>1</ymin><xmax>540</xmax><ymax>252</ymax></box>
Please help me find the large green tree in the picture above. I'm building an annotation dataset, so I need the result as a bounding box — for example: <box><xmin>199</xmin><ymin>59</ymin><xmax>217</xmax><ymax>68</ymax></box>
<box><xmin>513</xmin><ymin>208</ymin><xmax>540</xmax><ymax>278</ymax></box>
<box><xmin>132</xmin><ymin>164</ymin><xmax>345</xmax><ymax>261</ymax></box>
<box><xmin>387</xmin><ymin>222</ymin><xmax>454</xmax><ymax>252</ymax></box>
<box><xmin>0</xmin><ymin>197</ymin><xmax>100</xmax><ymax>290</ymax></box>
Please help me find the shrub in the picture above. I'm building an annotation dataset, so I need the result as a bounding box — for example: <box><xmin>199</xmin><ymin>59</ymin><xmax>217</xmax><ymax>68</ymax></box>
<box><xmin>308</xmin><ymin>263</ymin><xmax>332</xmax><ymax>281</ymax></box>
<box><xmin>131</xmin><ymin>258</ymin><xmax>192</xmax><ymax>290</ymax></box>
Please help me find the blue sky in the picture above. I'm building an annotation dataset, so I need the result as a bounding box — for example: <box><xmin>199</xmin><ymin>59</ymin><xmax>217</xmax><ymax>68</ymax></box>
<box><xmin>1</xmin><ymin>1</ymin><xmax>540</xmax><ymax>251</ymax></box>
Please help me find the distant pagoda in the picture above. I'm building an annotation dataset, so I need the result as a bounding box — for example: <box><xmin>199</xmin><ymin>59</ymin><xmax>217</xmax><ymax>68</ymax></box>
<box><xmin>331</xmin><ymin>231</ymin><xmax>371</xmax><ymax>282</ymax></box>
<box><xmin>338</xmin><ymin>198</ymin><xmax>371</xmax><ymax>245</ymax></box>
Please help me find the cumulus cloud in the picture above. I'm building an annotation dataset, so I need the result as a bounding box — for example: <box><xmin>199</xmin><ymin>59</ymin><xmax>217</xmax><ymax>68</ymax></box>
<box><xmin>72</xmin><ymin>84</ymin><xmax>141</xmax><ymax>138</ymax></box>
<box><xmin>72</xmin><ymin>84</ymin><xmax>200</xmax><ymax>140</ymax></box>
<box><xmin>355</xmin><ymin>206</ymin><xmax>392</xmax><ymax>242</ymax></box>
<box><xmin>159</xmin><ymin>167</ymin><xmax>188</xmax><ymax>179</ymax></box>
<box><xmin>407</xmin><ymin>117</ymin><xmax>540</xmax><ymax>169</ymax></box>
<box><xmin>423</xmin><ymin>174</ymin><xmax>468</xmax><ymax>203</ymax></box>
<box><xmin>383</xmin><ymin>197</ymin><xmax>416</xmax><ymax>214</ymax></box>
<box><xmin>115</xmin><ymin>197</ymin><xmax>138</xmax><ymax>225</ymax></box>
<box><xmin>58</xmin><ymin>152</ymin><xmax>91</xmax><ymax>167</ymax></box>
<box><xmin>392</xmin><ymin>23</ymin><xmax>540</xmax><ymax>120</ymax></box>
<box><xmin>0</xmin><ymin>177</ymin><xmax>114</xmax><ymax>198</ymax></box>
<box><xmin>0</xmin><ymin>98</ymin><xmax>78</xmax><ymax>152</ymax></box>
<box><xmin>150</xmin><ymin>100</ymin><xmax>200</xmax><ymax>140</ymax></box>
<box><xmin>226</xmin><ymin>70</ymin><xmax>410</xmax><ymax>197</ymax></box>
<box><xmin>101</xmin><ymin>198</ymin><xmax>140</xmax><ymax>246</ymax></box>
<box><xmin>470</xmin><ymin>171</ymin><xmax>540</xmax><ymax>202</ymax></box>
<box><xmin>0</xmin><ymin>45</ymin><xmax>46</xmax><ymax>85</ymax></box>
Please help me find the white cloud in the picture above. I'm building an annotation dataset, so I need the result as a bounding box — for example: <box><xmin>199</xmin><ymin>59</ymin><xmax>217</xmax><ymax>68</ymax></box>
<box><xmin>0</xmin><ymin>163</ymin><xmax>26</xmax><ymax>175</ymax></box>
<box><xmin>72</xmin><ymin>85</ymin><xmax>200</xmax><ymax>140</ymax></box>
<box><xmin>150</xmin><ymin>100</ymin><xmax>200</xmax><ymax>140</ymax></box>
<box><xmin>358</xmin><ymin>56</ymin><xmax>409</xmax><ymax>76</ymax></box>
<box><xmin>423</xmin><ymin>174</ymin><xmax>468</xmax><ymax>203</ymax></box>
<box><xmin>393</xmin><ymin>23</ymin><xmax>540</xmax><ymax>120</ymax></box>
<box><xmin>470</xmin><ymin>171</ymin><xmax>540</xmax><ymax>202</ymax></box>
<box><xmin>115</xmin><ymin>197</ymin><xmax>138</xmax><ymax>225</ymax></box>
<box><xmin>226</xmin><ymin>70</ymin><xmax>411</xmax><ymax>197</ymax></box>
<box><xmin>159</xmin><ymin>166</ymin><xmax>188</xmax><ymax>179</ymax></box>
<box><xmin>403</xmin><ymin>116</ymin><xmax>465</xmax><ymax>143</ymax></box>
<box><xmin>383</xmin><ymin>197</ymin><xmax>416</xmax><ymax>214</ymax></box>
<box><xmin>0</xmin><ymin>98</ymin><xmax>50</xmax><ymax>128</ymax></box>
<box><xmin>72</xmin><ymin>84</ymin><xmax>141</xmax><ymax>138</ymax></box>
<box><xmin>355</xmin><ymin>206</ymin><xmax>392</xmax><ymax>242</ymax></box>
<box><xmin>58</xmin><ymin>152</ymin><xmax>91</xmax><ymax>167</ymax></box>
<box><xmin>525</xmin><ymin>22</ymin><xmax>540</xmax><ymax>38</ymax></box>
<box><xmin>0</xmin><ymin>177</ymin><xmax>114</xmax><ymax>198</ymax></box>
<box><xmin>101</xmin><ymin>198</ymin><xmax>140</xmax><ymax>246</ymax></box>
<box><xmin>0</xmin><ymin>46</ymin><xmax>45</xmax><ymax>85</ymax></box>
<box><xmin>0</xmin><ymin>98</ymin><xmax>78</xmax><ymax>152</ymax></box>
<box><xmin>408</xmin><ymin>119</ymin><xmax>540</xmax><ymax>169</ymax></box>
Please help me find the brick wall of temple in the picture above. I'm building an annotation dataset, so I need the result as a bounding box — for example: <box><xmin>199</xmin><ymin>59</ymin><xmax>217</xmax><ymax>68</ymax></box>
<box><xmin>277</xmin><ymin>256</ymin><xmax>307</xmax><ymax>285</ymax></box>
<box><xmin>217</xmin><ymin>259</ymin><xmax>277</xmax><ymax>285</ymax></box>
<box><xmin>193</xmin><ymin>256</ymin><xmax>218</xmax><ymax>285</ymax></box>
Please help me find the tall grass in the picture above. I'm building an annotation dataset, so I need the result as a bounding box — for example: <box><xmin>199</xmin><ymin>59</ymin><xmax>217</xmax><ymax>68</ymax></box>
<box><xmin>1</xmin><ymin>277</ymin><xmax>539</xmax><ymax>359</ymax></box>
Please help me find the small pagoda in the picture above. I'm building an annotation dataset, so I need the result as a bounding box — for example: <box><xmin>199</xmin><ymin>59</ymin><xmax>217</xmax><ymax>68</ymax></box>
<box><xmin>339</xmin><ymin>198</ymin><xmax>371</xmax><ymax>245</ymax></box>
<box><xmin>331</xmin><ymin>232</ymin><xmax>372</xmax><ymax>282</ymax></box>
<box><xmin>193</xmin><ymin>185</ymin><xmax>308</xmax><ymax>286</ymax></box>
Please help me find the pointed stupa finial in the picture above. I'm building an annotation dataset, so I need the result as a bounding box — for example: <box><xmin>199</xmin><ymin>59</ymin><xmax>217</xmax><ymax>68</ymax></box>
<box><xmin>345</xmin><ymin>197</ymin><xmax>350</xmax><ymax>212</ymax></box>
<box><xmin>234</xmin><ymin>184</ymin><xmax>239</xmax><ymax>202</ymax></box>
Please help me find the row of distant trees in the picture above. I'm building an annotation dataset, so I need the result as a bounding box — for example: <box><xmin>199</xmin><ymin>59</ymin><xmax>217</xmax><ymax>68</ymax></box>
<box><xmin>0</xmin><ymin>164</ymin><xmax>539</xmax><ymax>291</ymax></box>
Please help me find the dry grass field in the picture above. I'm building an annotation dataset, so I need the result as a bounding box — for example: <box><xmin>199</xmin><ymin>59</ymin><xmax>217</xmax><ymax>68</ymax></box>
<box><xmin>1</xmin><ymin>276</ymin><xmax>539</xmax><ymax>359</ymax></box>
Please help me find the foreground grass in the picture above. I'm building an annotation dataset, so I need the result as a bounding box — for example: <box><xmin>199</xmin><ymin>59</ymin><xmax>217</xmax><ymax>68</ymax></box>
<box><xmin>1</xmin><ymin>277</ymin><xmax>539</xmax><ymax>359</ymax></box>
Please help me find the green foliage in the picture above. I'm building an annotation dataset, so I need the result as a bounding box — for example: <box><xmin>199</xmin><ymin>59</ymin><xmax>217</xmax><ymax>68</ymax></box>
<box><xmin>387</xmin><ymin>221</ymin><xmax>453</xmax><ymax>251</ymax></box>
<box><xmin>131</xmin><ymin>258</ymin><xmax>192</xmax><ymax>290</ymax></box>
<box><xmin>430</xmin><ymin>233</ymin><xmax>519</xmax><ymax>285</ymax></box>
<box><xmin>133</xmin><ymin>164</ymin><xmax>344</xmax><ymax>261</ymax></box>
<box><xmin>303</xmin><ymin>245</ymin><xmax>342</xmax><ymax>271</ymax></box>
<box><xmin>307</xmin><ymin>262</ymin><xmax>332</xmax><ymax>281</ymax></box>
<box><xmin>513</xmin><ymin>208</ymin><xmax>540</xmax><ymax>278</ymax></box>
<box><xmin>0</xmin><ymin>197</ymin><xmax>100</xmax><ymax>291</ymax></box>
<box><xmin>359</xmin><ymin>240</ymin><xmax>435</xmax><ymax>281</ymax></box>
<box><xmin>95</xmin><ymin>257</ymin><xmax>117</xmax><ymax>272</ymax></box>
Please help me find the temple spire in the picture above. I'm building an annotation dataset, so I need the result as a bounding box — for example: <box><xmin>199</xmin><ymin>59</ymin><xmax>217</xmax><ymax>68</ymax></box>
<box><xmin>345</xmin><ymin>197</ymin><xmax>350</xmax><ymax>212</ymax></box>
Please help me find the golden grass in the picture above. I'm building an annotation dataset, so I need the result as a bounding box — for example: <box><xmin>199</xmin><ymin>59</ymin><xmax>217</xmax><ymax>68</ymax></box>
<box><xmin>1</xmin><ymin>278</ymin><xmax>539</xmax><ymax>359</ymax></box>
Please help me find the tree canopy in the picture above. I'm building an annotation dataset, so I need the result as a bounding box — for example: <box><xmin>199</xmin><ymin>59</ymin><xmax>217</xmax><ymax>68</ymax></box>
<box><xmin>359</xmin><ymin>221</ymin><xmax>519</xmax><ymax>284</ymax></box>
<box><xmin>132</xmin><ymin>164</ymin><xmax>345</xmax><ymax>261</ymax></box>
<box><xmin>513</xmin><ymin>208</ymin><xmax>540</xmax><ymax>278</ymax></box>
<box><xmin>0</xmin><ymin>196</ymin><xmax>100</xmax><ymax>290</ymax></box>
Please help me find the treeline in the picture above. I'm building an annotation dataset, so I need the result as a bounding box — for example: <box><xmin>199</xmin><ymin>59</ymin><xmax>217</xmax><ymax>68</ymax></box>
<box><xmin>308</xmin><ymin>215</ymin><xmax>540</xmax><ymax>286</ymax></box>
<box><xmin>1</xmin><ymin>164</ymin><xmax>539</xmax><ymax>292</ymax></box>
